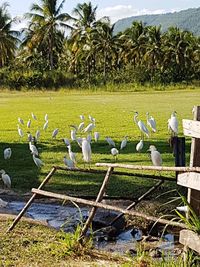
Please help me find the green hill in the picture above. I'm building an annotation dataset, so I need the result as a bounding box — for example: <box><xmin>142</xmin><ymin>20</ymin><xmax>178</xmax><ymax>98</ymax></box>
<box><xmin>114</xmin><ymin>7</ymin><xmax>200</xmax><ymax>35</ymax></box>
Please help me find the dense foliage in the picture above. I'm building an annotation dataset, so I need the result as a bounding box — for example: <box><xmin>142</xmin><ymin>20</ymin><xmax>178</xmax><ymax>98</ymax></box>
<box><xmin>0</xmin><ymin>1</ymin><xmax>200</xmax><ymax>89</ymax></box>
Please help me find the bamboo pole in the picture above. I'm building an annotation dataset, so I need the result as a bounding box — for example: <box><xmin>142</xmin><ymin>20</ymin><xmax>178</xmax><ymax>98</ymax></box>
<box><xmin>31</xmin><ymin>188</ymin><xmax>188</xmax><ymax>230</ymax></box>
<box><xmin>80</xmin><ymin>166</ymin><xmax>114</xmax><ymax>237</ymax></box>
<box><xmin>110</xmin><ymin>179</ymin><xmax>164</xmax><ymax>226</ymax></box>
<box><xmin>96</xmin><ymin>163</ymin><xmax>200</xmax><ymax>172</ymax></box>
<box><xmin>7</xmin><ymin>167</ymin><xmax>57</xmax><ymax>232</ymax></box>
<box><xmin>54</xmin><ymin>166</ymin><xmax>176</xmax><ymax>182</ymax></box>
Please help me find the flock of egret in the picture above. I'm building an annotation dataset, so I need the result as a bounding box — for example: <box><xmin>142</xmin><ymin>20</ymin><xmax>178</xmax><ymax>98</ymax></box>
<box><xmin>0</xmin><ymin>111</ymin><xmax>179</xmax><ymax>191</ymax></box>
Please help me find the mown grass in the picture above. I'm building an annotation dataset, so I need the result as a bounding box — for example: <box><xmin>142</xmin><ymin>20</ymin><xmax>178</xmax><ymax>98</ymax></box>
<box><xmin>0</xmin><ymin>88</ymin><xmax>199</xmax><ymax>198</ymax></box>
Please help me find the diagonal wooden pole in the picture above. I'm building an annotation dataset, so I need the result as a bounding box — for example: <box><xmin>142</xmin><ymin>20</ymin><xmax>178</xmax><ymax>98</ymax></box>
<box><xmin>110</xmin><ymin>179</ymin><xmax>164</xmax><ymax>226</ymax></box>
<box><xmin>80</xmin><ymin>167</ymin><xmax>114</xmax><ymax>238</ymax></box>
<box><xmin>7</xmin><ymin>167</ymin><xmax>57</xmax><ymax>232</ymax></box>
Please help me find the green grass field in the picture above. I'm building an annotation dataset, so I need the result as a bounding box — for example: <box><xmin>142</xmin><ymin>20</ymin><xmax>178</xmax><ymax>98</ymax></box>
<box><xmin>0</xmin><ymin>88</ymin><xmax>199</xmax><ymax>198</ymax></box>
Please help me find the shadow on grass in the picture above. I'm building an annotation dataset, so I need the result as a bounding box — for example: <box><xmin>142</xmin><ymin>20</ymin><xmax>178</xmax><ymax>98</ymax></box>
<box><xmin>0</xmin><ymin>142</ymin><xmax>43</xmax><ymax>191</ymax></box>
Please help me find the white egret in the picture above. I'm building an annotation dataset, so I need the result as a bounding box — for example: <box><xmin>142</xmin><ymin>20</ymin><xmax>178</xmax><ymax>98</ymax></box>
<box><xmin>17</xmin><ymin>125</ymin><xmax>24</xmax><ymax>139</ymax></box>
<box><xmin>70</xmin><ymin>129</ymin><xmax>76</xmax><ymax>141</ymax></box>
<box><xmin>78</xmin><ymin>121</ymin><xmax>85</xmax><ymax>132</ymax></box>
<box><xmin>0</xmin><ymin>169</ymin><xmax>11</xmax><ymax>188</ymax></box>
<box><xmin>80</xmin><ymin>115</ymin><xmax>85</xmax><ymax>121</ymax></box>
<box><xmin>105</xmin><ymin>137</ymin><xmax>115</xmax><ymax>147</ymax></box>
<box><xmin>35</xmin><ymin>129</ymin><xmax>40</xmax><ymax>141</ymax></box>
<box><xmin>4</xmin><ymin>148</ymin><xmax>12</xmax><ymax>160</ymax></box>
<box><xmin>52</xmin><ymin>128</ymin><xmax>59</xmax><ymax>138</ymax></box>
<box><xmin>168</xmin><ymin>111</ymin><xmax>178</xmax><ymax>136</ymax></box>
<box><xmin>63</xmin><ymin>155</ymin><xmax>75</xmax><ymax>169</ymax></box>
<box><xmin>32</xmin><ymin>155</ymin><xmax>44</xmax><ymax>168</ymax></box>
<box><xmin>63</xmin><ymin>138</ymin><xmax>70</xmax><ymax>146</ymax></box>
<box><xmin>111</xmin><ymin>148</ymin><xmax>119</xmax><ymax>161</ymax></box>
<box><xmin>67</xmin><ymin>145</ymin><xmax>76</xmax><ymax>164</ymax></box>
<box><xmin>27</xmin><ymin>119</ymin><xmax>31</xmax><ymax>128</ymax></box>
<box><xmin>82</xmin><ymin>138</ymin><xmax>92</xmax><ymax>166</ymax></box>
<box><xmin>43</xmin><ymin>120</ymin><xmax>48</xmax><ymax>131</ymax></box>
<box><xmin>89</xmin><ymin>115</ymin><xmax>95</xmax><ymax>123</ymax></box>
<box><xmin>120</xmin><ymin>136</ymin><xmax>128</xmax><ymax>150</ymax></box>
<box><xmin>94</xmin><ymin>132</ymin><xmax>100</xmax><ymax>142</ymax></box>
<box><xmin>18</xmin><ymin>117</ymin><xmax>24</xmax><ymax>125</ymax></box>
<box><xmin>83</xmin><ymin>123</ymin><xmax>95</xmax><ymax>133</ymax></box>
<box><xmin>136</xmin><ymin>140</ymin><xmax>143</xmax><ymax>152</ymax></box>
<box><xmin>148</xmin><ymin>145</ymin><xmax>162</xmax><ymax>166</ymax></box>
<box><xmin>27</xmin><ymin>132</ymin><xmax>33</xmax><ymax>142</ymax></box>
<box><xmin>29</xmin><ymin>142</ymin><xmax>39</xmax><ymax>156</ymax></box>
<box><xmin>146</xmin><ymin>112</ymin><xmax>156</xmax><ymax>133</ymax></box>
<box><xmin>31</xmin><ymin>112</ymin><xmax>37</xmax><ymax>120</ymax></box>
<box><xmin>134</xmin><ymin>112</ymin><xmax>149</xmax><ymax>139</ymax></box>
<box><xmin>44</xmin><ymin>114</ymin><xmax>48</xmax><ymax>121</ymax></box>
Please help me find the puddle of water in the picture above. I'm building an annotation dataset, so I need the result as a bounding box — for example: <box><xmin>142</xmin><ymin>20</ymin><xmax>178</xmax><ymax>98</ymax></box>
<box><xmin>5</xmin><ymin>201</ymin><xmax>177</xmax><ymax>255</ymax></box>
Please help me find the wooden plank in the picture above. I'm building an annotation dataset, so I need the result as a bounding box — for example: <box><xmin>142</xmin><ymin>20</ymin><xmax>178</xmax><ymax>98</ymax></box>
<box><xmin>96</xmin><ymin>163</ymin><xmax>200</xmax><ymax>172</ymax></box>
<box><xmin>54</xmin><ymin>166</ymin><xmax>176</xmax><ymax>181</ymax></box>
<box><xmin>177</xmin><ymin>172</ymin><xmax>200</xmax><ymax>191</ymax></box>
<box><xmin>183</xmin><ymin>119</ymin><xmax>200</xmax><ymax>138</ymax></box>
<box><xmin>180</xmin><ymin>230</ymin><xmax>200</xmax><ymax>254</ymax></box>
<box><xmin>32</xmin><ymin>188</ymin><xmax>188</xmax><ymax>229</ymax></box>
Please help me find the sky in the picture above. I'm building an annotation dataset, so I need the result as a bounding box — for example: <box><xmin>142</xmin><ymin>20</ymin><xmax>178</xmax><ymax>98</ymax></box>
<box><xmin>5</xmin><ymin>0</ymin><xmax>200</xmax><ymax>29</ymax></box>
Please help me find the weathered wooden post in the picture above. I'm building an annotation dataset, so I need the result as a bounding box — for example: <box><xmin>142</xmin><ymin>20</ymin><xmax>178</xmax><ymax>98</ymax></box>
<box><xmin>177</xmin><ymin>106</ymin><xmax>200</xmax><ymax>256</ymax></box>
<box><xmin>172</xmin><ymin>136</ymin><xmax>186</xmax><ymax>179</ymax></box>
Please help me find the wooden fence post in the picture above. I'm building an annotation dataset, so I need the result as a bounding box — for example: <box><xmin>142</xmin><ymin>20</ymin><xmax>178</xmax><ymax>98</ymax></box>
<box><xmin>188</xmin><ymin>106</ymin><xmax>200</xmax><ymax>216</ymax></box>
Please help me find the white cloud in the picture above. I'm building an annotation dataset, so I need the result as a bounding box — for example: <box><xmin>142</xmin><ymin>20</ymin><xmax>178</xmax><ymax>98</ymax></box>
<box><xmin>97</xmin><ymin>5</ymin><xmax>176</xmax><ymax>23</ymax></box>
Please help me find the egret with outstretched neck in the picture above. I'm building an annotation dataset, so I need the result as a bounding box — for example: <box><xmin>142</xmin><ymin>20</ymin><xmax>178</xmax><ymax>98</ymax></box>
<box><xmin>134</xmin><ymin>112</ymin><xmax>149</xmax><ymax>140</ymax></box>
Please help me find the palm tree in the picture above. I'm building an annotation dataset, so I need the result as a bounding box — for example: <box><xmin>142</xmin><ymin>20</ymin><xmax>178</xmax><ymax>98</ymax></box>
<box><xmin>24</xmin><ymin>0</ymin><xmax>73</xmax><ymax>70</ymax></box>
<box><xmin>94</xmin><ymin>18</ymin><xmax>118</xmax><ymax>84</ymax></box>
<box><xmin>0</xmin><ymin>2</ymin><xmax>20</xmax><ymax>67</ymax></box>
<box><xmin>68</xmin><ymin>2</ymin><xmax>97</xmax><ymax>79</ymax></box>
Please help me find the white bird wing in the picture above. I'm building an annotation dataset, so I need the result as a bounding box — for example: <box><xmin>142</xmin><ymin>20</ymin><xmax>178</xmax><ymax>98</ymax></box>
<box><xmin>82</xmin><ymin>140</ymin><xmax>92</xmax><ymax>162</ymax></box>
<box><xmin>169</xmin><ymin>117</ymin><xmax>178</xmax><ymax>134</ymax></box>
<box><xmin>151</xmin><ymin>151</ymin><xmax>162</xmax><ymax>166</ymax></box>
<box><xmin>2</xmin><ymin>173</ymin><xmax>11</xmax><ymax>188</ymax></box>
<box><xmin>138</xmin><ymin>121</ymin><xmax>149</xmax><ymax>137</ymax></box>
<box><xmin>120</xmin><ymin>139</ymin><xmax>127</xmax><ymax>150</ymax></box>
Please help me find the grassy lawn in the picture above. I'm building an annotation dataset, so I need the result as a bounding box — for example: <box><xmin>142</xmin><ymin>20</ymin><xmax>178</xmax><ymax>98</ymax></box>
<box><xmin>0</xmin><ymin>88</ymin><xmax>198</xmax><ymax>198</ymax></box>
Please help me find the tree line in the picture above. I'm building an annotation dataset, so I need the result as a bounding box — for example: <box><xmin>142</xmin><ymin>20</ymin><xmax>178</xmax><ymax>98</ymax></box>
<box><xmin>0</xmin><ymin>0</ymin><xmax>200</xmax><ymax>89</ymax></box>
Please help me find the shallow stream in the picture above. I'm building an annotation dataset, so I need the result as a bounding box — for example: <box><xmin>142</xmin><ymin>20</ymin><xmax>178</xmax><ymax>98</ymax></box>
<box><xmin>4</xmin><ymin>200</ymin><xmax>176</xmax><ymax>255</ymax></box>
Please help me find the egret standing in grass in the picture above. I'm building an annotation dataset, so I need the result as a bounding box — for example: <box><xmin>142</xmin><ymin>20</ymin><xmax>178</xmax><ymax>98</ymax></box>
<box><xmin>82</xmin><ymin>138</ymin><xmax>92</xmax><ymax>168</ymax></box>
<box><xmin>32</xmin><ymin>155</ymin><xmax>44</xmax><ymax>168</ymax></box>
<box><xmin>27</xmin><ymin>119</ymin><xmax>31</xmax><ymax>128</ymax></box>
<box><xmin>111</xmin><ymin>148</ymin><xmax>119</xmax><ymax>161</ymax></box>
<box><xmin>31</xmin><ymin>112</ymin><xmax>37</xmax><ymax>120</ymax></box>
<box><xmin>136</xmin><ymin>140</ymin><xmax>143</xmax><ymax>152</ymax></box>
<box><xmin>29</xmin><ymin>142</ymin><xmax>39</xmax><ymax>156</ymax></box>
<box><xmin>70</xmin><ymin>129</ymin><xmax>76</xmax><ymax>141</ymax></box>
<box><xmin>43</xmin><ymin>120</ymin><xmax>48</xmax><ymax>131</ymax></box>
<box><xmin>120</xmin><ymin>136</ymin><xmax>128</xmax><ymax>150</ymax></box>
<box><xmin>146</xmin><ymin>112</ymin><xmax>156</xmax><ymax>133</ymax></box>
<box><xmin>134</xmin><ymin>112</ymin><xmax>149</xmax><ymax>139</ymax></box>
<box><xmin>0</xmin><ymin>169</ymin><xmax>11</xmax><ymax>188</ymax></box>
<box><xmin>83</xmin><ymin>122</ymin><xmax>95</xmax><ymax>133</ymax></box>
<box><xmin>17</xmin><ymin>125</ymin><xmax>24</xmax><ymax>140</ymax></box>
<box><xmin>148</xmin><ymin>145</ymin><xmax>162</xmax><ymax>166</ymax></box>
<box><xmin>94</xmin><ymin>132</ymin><xmax>100</xmax><ymax>142</ymax></box>
<box><xmin>35</xmin><ymin>129</ymin><xmax>40</xmax><ymax>141</ymax></box>
<box><xmin>4</xmin><ymin>148</ymin><xmax>12</xmax><ymax>159</ymax></box>
<box><xmin>52</xmin><ymin>128</ymin><xmax>59</xmax><ymax>138</ymax></box>
<box><xmin>168</xmin><ymin>111</ymin><xmax>178</xmax><ymax>136</ymax></box>
<box><xmin>67</xmin><ymin>145</ymin><xmax>76</xmax><ymax>164</ymax></box>
<box><xmin>105</xmin><ymin>137</ymin><xmax>115</xmax><ymax>147</ymax></box>
<box><xmin>18</xmin><ymin>117</ymin><xmax>24</xmax><ymax>125</ymax></box>
<box><xmin>63</xmin><ymin>155</ymin><xmax>75</xmax><ymax>169</ymax></box>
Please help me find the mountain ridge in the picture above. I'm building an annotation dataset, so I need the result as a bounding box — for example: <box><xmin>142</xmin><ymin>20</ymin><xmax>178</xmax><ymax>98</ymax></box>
<box><xmin>114</xmin><ymin>7</ymin><xmax>200</xmax><ymax>35</ymax></box>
